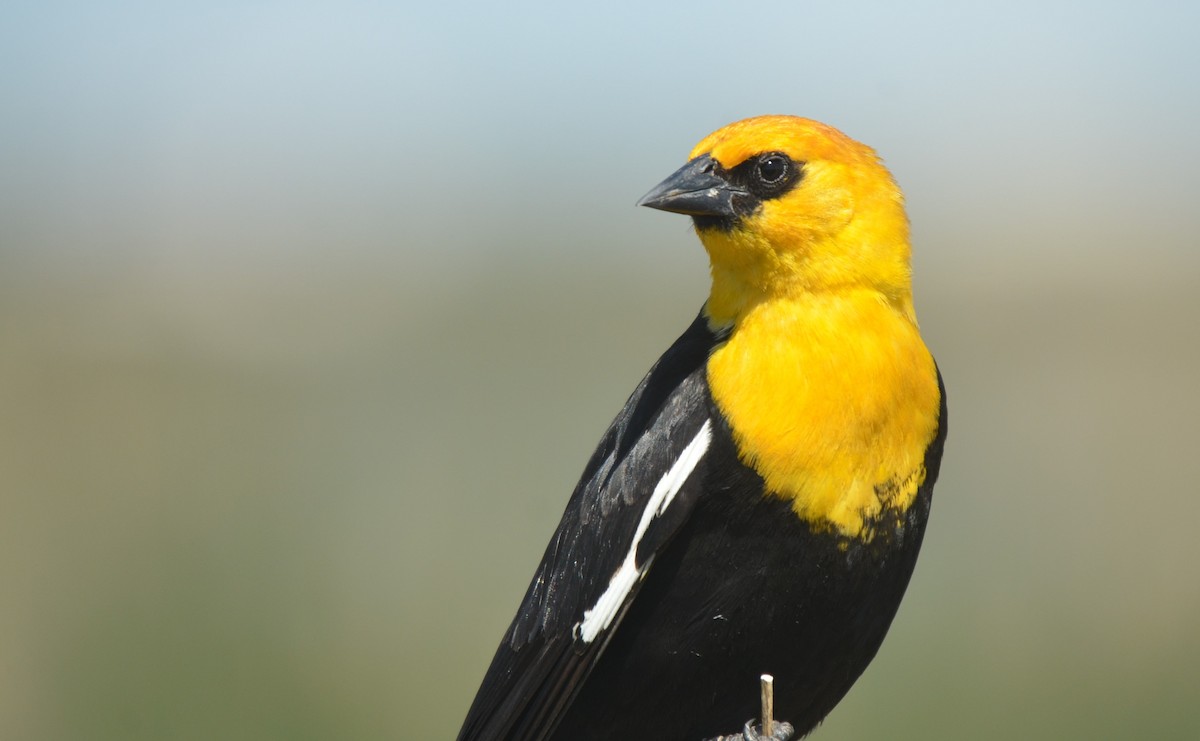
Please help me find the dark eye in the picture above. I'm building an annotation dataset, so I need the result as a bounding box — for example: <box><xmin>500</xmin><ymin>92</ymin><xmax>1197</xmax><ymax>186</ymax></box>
<box><xmin>725</xmin><ymin>151</ymin><xmax>802</xmax><ymax>205</ymax></box>
<box><xmin>756</xmin><ymin>154</ymin><xmax>789</xmax><ymax>184</ymax></box>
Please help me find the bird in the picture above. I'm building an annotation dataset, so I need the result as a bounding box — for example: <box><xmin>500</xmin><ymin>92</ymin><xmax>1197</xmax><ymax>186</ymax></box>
<box><xmin>456</xmin><ymin>115</ymin><xmax>947</xmax><ymax>741</ymax></box>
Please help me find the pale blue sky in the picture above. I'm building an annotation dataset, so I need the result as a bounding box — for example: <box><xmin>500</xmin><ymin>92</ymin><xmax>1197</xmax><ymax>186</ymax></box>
<box><xmin>2</xmin><ymin>1</ymin><xmax>1197</xmax><ymax>286</ymax></box>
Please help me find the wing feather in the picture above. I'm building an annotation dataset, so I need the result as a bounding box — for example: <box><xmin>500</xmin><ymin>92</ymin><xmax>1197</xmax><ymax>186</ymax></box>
<box><xmin>457</xmin><ymin>311</ymin><xmax>721</xmax><ymax>741</ymax></box>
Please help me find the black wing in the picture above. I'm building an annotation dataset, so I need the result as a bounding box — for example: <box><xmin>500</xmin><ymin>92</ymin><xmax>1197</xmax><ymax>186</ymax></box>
<box><xmin>458</xmin><ymin>311</ymin><xmax>723</xmax><ymax>741</ymax></box>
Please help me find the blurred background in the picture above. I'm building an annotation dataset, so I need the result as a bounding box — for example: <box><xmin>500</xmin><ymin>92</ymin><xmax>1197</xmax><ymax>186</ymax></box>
<box><xmin>2</xmin><ymin>1</ymin><xmax>1198</xmax><ymax>739</ymax></box>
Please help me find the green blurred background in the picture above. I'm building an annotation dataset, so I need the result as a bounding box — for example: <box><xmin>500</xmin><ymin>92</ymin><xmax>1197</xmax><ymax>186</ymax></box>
<box><xmin>3</xmin><ymin>2</ymin><xmax>1198</xmax><ymax>739</ymax></box>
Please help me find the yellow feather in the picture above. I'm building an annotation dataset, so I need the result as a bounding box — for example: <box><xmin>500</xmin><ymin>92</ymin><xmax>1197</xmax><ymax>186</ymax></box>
<box><xmin>694</xmin><ymin>116</ymin><xmax>941</xmax><ymax>538</ymax></box>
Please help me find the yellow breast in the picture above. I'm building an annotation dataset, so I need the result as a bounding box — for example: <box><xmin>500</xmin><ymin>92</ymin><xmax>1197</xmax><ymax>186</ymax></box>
<box><xmin>706</xmin><ymin>291</ymin><xmax>941</xmax><ymax>539</ymax></box>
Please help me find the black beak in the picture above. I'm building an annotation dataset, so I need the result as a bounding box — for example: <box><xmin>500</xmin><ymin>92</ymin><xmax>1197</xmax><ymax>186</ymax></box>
<box><xmin>637</xmin><ymin>154</ymin><xmax>745</xmax><ymax>217</ymax></box>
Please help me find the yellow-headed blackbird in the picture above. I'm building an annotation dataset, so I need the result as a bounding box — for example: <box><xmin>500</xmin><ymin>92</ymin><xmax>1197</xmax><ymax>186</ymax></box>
<box><xmin>457</xmin><ymin>116</ymin><xmax>947</xmax><ymax>741</ymax></box>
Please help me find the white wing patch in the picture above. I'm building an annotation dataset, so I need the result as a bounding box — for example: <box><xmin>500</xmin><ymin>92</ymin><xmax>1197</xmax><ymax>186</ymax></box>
<box><xmin>576</xmin><ymin>419</ymin><xmax>713</xmax><ymax>644</ymax></box>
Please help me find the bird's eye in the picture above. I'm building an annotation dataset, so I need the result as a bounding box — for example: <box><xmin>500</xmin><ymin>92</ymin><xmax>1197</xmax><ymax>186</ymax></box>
<box><xmin>756</xmin><ymin>155</ymin><xmax>789</xmax><ymax>184</ymax></box>
<box><xmin>726</xmin><ymin>151</ymin><xmax>802</xmax><ymax>205</ymax></box>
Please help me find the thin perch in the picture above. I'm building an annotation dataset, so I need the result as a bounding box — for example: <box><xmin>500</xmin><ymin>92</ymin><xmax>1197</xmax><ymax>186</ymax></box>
<box><xmin>761</xmin><ymin>674</ymin><xmax>774</xmax><ymax>737</ymax></box>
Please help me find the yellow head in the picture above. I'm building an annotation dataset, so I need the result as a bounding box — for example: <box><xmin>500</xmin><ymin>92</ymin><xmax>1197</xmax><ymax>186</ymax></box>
<box><xmin>640</xmin><ymin>115</ymin><xmax>913</xmax><ymax>326</ymax></box>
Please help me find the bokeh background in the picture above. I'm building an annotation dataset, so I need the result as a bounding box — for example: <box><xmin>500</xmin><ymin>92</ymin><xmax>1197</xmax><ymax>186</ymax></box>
<box><xmin>3</xmin><ymin>1</ymin><xmax>1198</xmax><ymax>739</ymax></box>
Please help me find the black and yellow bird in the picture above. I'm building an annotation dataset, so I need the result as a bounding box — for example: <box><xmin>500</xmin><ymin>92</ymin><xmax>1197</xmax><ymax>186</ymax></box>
<box><xmin>457</xmin><ymin>115</ymin><xmax>947</xmax><ymax>741</ymax></box>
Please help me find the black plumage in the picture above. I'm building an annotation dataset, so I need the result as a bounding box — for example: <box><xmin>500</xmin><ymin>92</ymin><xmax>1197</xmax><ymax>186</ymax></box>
<box><xmin>457</xmin><ymin>313</ymin><xmax>947</xmax><ymax>740</ymax></box>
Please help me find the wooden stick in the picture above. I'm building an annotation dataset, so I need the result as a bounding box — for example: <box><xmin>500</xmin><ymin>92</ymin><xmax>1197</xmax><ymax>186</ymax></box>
<box><xmin>760</xmin><ymin>674</ymin><xmax>774</xmax><ymax>737</ymax></box>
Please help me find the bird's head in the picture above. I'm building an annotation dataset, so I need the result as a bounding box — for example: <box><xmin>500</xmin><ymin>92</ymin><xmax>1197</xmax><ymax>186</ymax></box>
<box><xmin>639</xmin><ymin>115</ymin><xmax>913</xmax><ymax>326</ymax></box>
